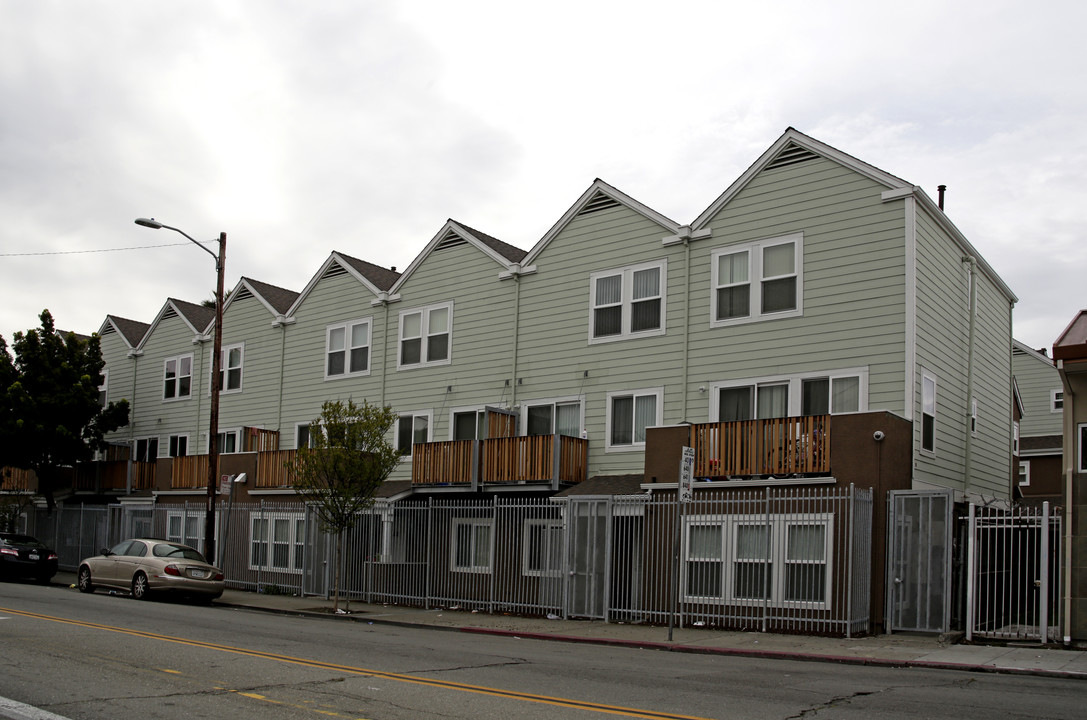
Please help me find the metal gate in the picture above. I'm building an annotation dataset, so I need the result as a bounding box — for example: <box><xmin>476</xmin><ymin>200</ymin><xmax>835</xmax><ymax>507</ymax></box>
<box><xmin>565</xmin><ymin>497</ymin><xmax>611</xmax><ymax>619</ymax></box>
<box><xmin>886</xmin><ymin>489</ymin><xmax>953</xmax><ymax>633</ymax></box>
<box><xmin>964</xmin><ymin>501</ymin><xmax>1062</xmax><ymax>642</ymax></box>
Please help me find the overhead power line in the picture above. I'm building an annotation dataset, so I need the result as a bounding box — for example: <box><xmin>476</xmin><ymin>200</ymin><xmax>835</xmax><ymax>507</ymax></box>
<box><xmin>0</xmin><ymin>240</ymin><xmax>216</xmax><ymax>257</ymax></box>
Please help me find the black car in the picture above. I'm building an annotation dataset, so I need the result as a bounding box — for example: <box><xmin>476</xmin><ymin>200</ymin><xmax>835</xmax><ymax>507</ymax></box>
<box><xmin>0</xmin><ymin>533</ymin><xmax>59</xmax><ymax>583</ymax></box>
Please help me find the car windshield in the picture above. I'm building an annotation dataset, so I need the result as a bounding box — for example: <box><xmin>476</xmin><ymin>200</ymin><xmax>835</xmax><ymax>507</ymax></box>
<box><xmin>0</xmin><ymin>534</ymin><xmax>44</xmax><ymax>547</ymax></box>
<box><xmin>152</xmin><ymin>543</ymin><xmax>207</xmax><ymax>562</ymax></box>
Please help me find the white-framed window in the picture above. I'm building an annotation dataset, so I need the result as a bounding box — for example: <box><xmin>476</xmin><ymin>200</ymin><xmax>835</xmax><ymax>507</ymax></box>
<box><xmin>295</xmin><ymin>423</ymin><xmax>315</xmax><ymax>449</ymax></box>
<box><xmin>522</xmin><ymin>519</ymin><xmax>563</xmax><ymax>577</ymax></box>
<box><xmin>922</xmin><ymin>372</ymin><xmax>937</xmax><ymax>454</ymax></box>
<box><xmin>217</xmin><ymin>429</ymin><xmax>241</xmax><ymax>454</ymax></box>
<box><xmin>397</xmin><ymin>411</ymin><xmax>431</xmax><ymax>457</ymax></box>
<box><xmin>712</xmin><ymin>369</ymin><xmax>867</xmax><ymax>421</ymax></box>
<box><xmin>326</xmin><ymin>319</ymin><xmax>371</xmax><ymax>378</ymax></box>
<box><xmin>215</xmin><ymin>343</ymin><xmax>244</xmax><ymax>392</ymax></box>
<box><xmin>134</xmin><ymin>437</ymin><xmax>158</xmax><ymax>463</ymax></box>
<box><xmin>684</xmin><ymin>513</ymin><xmax>833</xmax><ymax>608</ymax></box>
<box><xmin>711</xmin><ymin>233</ymin><xmax>802</xmax><ymax>327</ymax></box>
<box><xmin>98</xmin><ymin>369</ymin><xmax>108</xmax><ymax>407</ymax></box>
<box><xmin>451</xmin><ymin>517</ymin><xmax>492</xmax><ymax>573</ymax></box>
<box><xmin>1078</xmin><ymin>424</ymin><xmax>1087</xmax><ymax>474</ymax></box>
<box><xmin>1013</xmin><ymin>421</ymin><xmax>1020</xmax><ymax>455</ymax></box>
<box><xmin>163</xmin><ymin>354</ymin><xmax>193</xmax><ymax>400</ymax></box>
<box><xmin>167</xmin><ymin>434</ymin><xmax>188</xmax><ymax>458</ymax></box>
<box><xmin>606</xmin><ymin>387</ymin><xmax>662</xmax><ymax>451</ymax></box>
<box><xmin>451</xmin><ymin>408</ymin><xmax>487</xmax><ymax>441</ymax></box>
<box><xmin>398</xmin><ymin>302</ymin><xmax>452</xmax><ymax>369</ymax></box>
<box><xmin>588</xmin><ymin>260</ymin><xmax>666</xmax><ymax>343</ymax></box>
<box><xmin>525</xmin><ymin>398</ymin><xmax>583</xmax><ymax>437</ymax></box>
<box><xmin>250</xmin><ymin>513</ymin><xmax>306</xmax><ymax>572</ymax></box>
<box><xmin>970</xmin><ymin>398</ymin><xmax>978</xmax><ymax>437</ymax></box>
<box><xmin>166</xmin><ymin>511</ymin><xmax>204</xmax><ymax>552</ymax></box>
<box><xmin>1018</xmin><ymin>460</ymin><xmax>1031</xmax><ymax>487</ymax></box>
<box><xmin>1052</xmin><ymin>390</ymin><xmax>1064</xmax><ymax>413</ymax></box>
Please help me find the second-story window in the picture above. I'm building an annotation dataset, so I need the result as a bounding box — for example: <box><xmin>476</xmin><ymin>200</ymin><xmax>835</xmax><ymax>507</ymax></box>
<box><xmin>712</xmin><ymin>233</ymin><xmax>802</xmax><ymax>327</ymax></box>
<box><xmin>163</xmin><ymin>354</ymin><xmax>193</xmax><ymax>400</ymax></box>
<box><xmin>218</xmin><ymin>344</ymin><xmax>244</xmax><ymax>392</ymax></box>
<box><xmin>589</xmin><ymin>261</ymin><xmax>666</xmax><ymax>343</ymax></box>
<box><xmin>326</xmin><ymin>319</ymin><xmax>371</xmax><ymax>378</ymax></box>
<box><xmin>399</xmin><ymin>303</ymin><xmax>452</xmax><ymax>368</ymax></box>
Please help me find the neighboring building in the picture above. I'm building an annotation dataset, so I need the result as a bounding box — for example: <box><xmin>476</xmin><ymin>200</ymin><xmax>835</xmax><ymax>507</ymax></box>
<box><xmin>1011</xmin><ymin>340</ymin><xmax>1064</xmax><ymax>503</ymax></box>
<box><xmin>1053</xmin><ymin>310</ymin><xmax>1087</xmax><ymax>642</ymax></box>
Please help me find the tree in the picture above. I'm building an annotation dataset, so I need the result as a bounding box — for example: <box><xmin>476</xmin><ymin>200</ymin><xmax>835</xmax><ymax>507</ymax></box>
<box><xmin>289</xmin><ymin>399</ymin><xmax>400</xmax><ymax>612</ymax></box>
<box><xmin>0</xmin><ymin>310</ymin><xmax>130</xmax><ymax>510</ymax></box>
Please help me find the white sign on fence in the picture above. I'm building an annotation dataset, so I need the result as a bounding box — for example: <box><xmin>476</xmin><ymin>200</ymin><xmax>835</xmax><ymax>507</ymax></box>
<box><xmin>679</xmin><ymin>446</ymin><xmax>695</xmax><ymax>502</ymax></box>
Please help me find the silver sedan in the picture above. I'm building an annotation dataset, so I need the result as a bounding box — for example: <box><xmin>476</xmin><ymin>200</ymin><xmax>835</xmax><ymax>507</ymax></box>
<box><xmin>77</xmin><ymin>538</ymin><xmax>224</xmax><ymax>602</ymax></box>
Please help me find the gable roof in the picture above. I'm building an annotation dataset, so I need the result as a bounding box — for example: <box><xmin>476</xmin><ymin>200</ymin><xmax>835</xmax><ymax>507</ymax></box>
<box><xmin>389</xmin><ymin>220</ymin><xmax>528</xmax><ymax>293</ymax></box>
<box><xmin>98</xmin><ymin>315</ymin><xmax>151</xmax><ymax>349</ymax></box>
<box><xmin>286</xmin><ymin>251</ymin><xmax>402</xmax><ymax>316</ymax></box>
<box><xmin>136</xmin><ymin>297</ymin><xmax>215</xmax><ymax>351</ymax></box>
<box><xmin>1012</xmin><ymin>339</ymin><xmax>1054</xmax><ymax>366</ymax></box>
<box><xmin>522</xmin><ymin>179</ymin><xmax>681</xmax><ymax>266</ymax></box>
<box><xmin>222</xmin><ymin>277</ymin><xmax>300</xmax><ymax>318</ymax></box>
<box><xmin>1053</xmin><ymin>310</ymin><xmax>1087</xmax><ymax>362</ymax></box>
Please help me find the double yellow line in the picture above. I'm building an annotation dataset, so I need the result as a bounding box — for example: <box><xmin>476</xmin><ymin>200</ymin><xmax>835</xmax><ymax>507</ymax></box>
<box><xmin>1</xmin><ymin>607</ymin><xmax>714</xmax><ymax>720</ymax></box>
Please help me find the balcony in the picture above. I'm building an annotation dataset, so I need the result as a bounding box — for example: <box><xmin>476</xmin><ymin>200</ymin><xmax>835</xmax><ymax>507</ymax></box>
<box><xmin>689</xmin><ymin>415</ymin><xmax>830</xmax><ymax>479</ymax></box>
<box><xmin>1</xmin><ymin>467</ymin><xmax>36</xmax><ymax>492</ymax></box>
<box><xmin>412</xmin><ymin>434</ymin><xmax>589</xmax><ymax>489</ymax></box>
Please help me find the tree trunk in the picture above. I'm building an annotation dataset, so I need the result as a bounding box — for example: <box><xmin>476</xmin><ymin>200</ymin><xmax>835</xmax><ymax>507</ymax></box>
<box><xmin>333</xmin><ymin>530</ymin><xmax>342</xmax><ymax>612</ymax></box>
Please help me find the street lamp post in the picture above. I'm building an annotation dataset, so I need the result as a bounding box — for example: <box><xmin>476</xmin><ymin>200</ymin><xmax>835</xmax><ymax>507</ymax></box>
<box><xmin>135</xmin><ymin>218</ymin><xmax>226</xmax><ymax>563</ymax></box>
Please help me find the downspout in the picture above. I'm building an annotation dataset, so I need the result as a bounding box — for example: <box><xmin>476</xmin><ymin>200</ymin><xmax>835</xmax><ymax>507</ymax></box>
<box><xmin>1058</xmin><ymin>362</ymin><xmax>1074</xmax><ymax>644</ymax></box>
<box><xmin>127</xmin><ymin>352</ymin><xmax>138</xmax><ymax>494</ymax></box>
<box><xmin>680</xmin><ymin>236</ymin><xmax>691</xmax><ymax>421</ymax></box>
<box><xmin>380</xmin><ymin>299</ymin><xmax>390</xmax><ymax>406</ymax></box>
<box><xmin>510</xmin><ymin>270</ymin><xmax>522</xmax><ymax>409</ymax></box>
<box><xmin>962</xmin><ymin>256</ymin><xmax>977</xmax><ymax>495</ymax></box>
<box><xmin>275</xmin><ymin>321</ymin><xmax>287</xmax><ymax>439</ymax></box>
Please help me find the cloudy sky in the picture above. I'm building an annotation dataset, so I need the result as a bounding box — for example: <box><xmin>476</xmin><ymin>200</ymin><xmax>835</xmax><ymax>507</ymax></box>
<box><xmin>1</xmin><ymin>1</ymin><xmax>1084</xmax><ymax>354</ymax></box>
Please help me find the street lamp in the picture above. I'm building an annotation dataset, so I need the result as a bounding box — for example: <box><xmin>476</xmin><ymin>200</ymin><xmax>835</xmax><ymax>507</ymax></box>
<box><xmin>135</xmin><ymin>217</ymin><xmax>227</xmax><ymax>563</ymax></box>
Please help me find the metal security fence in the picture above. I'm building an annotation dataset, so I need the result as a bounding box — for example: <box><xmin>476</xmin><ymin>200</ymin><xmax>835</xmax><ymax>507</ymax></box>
<box><xmin>29</xmin><ymin>486</ymin><xmax>872</xmax><ymax>636</ymax></box>
<box><xmin>964</xmin><ymin>502</ymin><xmax>1063</xmax><ymax>643</ymax></box>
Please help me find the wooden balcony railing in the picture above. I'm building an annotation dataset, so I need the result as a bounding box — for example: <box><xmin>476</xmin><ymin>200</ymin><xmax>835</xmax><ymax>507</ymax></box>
<box><xmin>75</xmin><ymin>460</ymin><xmax>157</xmax><ymax>492</ymax></box>
<box><xmin>1</xmin><ymin>467</ymin><xmax>36</xmax><ymax>492</ymax></box>
<box><xmin>690</xmin><ymin>415</ymin><xmax>830</xmax><ymax>478</ymax></box>
<box><xmin>255</xmin><ymin>449</ymin><xmax>296</xmax><ymax>488</ymax></box>
<box><xmin>244</xmin><ymin>427</ymin><xmax>280</xmax><ymax>452</ymax></box>
<box><xmin>412</xmin><ymin>440</ymin><xmax>476</xmax><ymax>486</ymax></box>
<box><xmin>171</xmin><ymin>455</ymin><xmax>211</xmax><ymax>489</ymax></box>
<box><xmin>411</xmin><ymin>434</ymin><xmax>589</xmax><ymax>488</ymax></box>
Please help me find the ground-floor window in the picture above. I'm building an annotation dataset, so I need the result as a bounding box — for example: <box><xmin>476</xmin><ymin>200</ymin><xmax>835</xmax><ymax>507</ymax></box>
<box><xmin>522</xmin><ymin>519</ymin><xmax>563</xmax><ymax>576</ymax></box>
<box><xmin>683</xmin><ymin>513</ymin><xmax>833</xmax><ymax>607</ymax></box>
<box><xmin>250</xmin><ymin>514</ymin><xmax>306</xmax><ymax>572</ymax></box>
<box><xmin>451</xmin><ymin>517</ymin><xmax>492</xmax><ymax>573</ymax></box>
<box><xmin>166</xmin><ymin>511</ymin><xmax>204</xmax><ymax>553</ymax></box>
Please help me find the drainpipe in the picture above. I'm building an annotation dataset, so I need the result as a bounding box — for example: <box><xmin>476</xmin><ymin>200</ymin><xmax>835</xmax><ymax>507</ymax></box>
<box><xmin>680</xmin><ymin>235</ymin><xmax>692</xmax><ymax>421</ymax></box>
<box><xmin>380</xmin><ymin>298</ymin><xmax>390</xmax><ymax>406</ymax></box>
<box><xmin>127</xmin><ymin>352</ymin><xmax>139</xmax><ymax>494</ymax></box>
<box><xmin>510</xmin><ymin>270</ymin><xmax>522</xmax><ymax>409</ymax></box>
<box><xmin>1058</xmin><ymin>362</ymin><xmax>1074</xmax><ymax>644</ymax></box>
<box><xmin>962</xmin><ymin>256</ymin><xmax>977</xmax><ymax>495</ymax></box>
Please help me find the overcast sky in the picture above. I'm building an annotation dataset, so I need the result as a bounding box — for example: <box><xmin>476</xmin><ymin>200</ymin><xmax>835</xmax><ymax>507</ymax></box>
<box><xmin>2</xmin><ymin>1</ymin><xmax>1084</xmax><ymax>355</ymax></box>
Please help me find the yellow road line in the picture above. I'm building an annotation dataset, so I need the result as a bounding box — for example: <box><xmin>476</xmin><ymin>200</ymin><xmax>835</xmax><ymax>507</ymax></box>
<box><xmin>1</xmin><ymin>606</ymin><xmax>713</xmax><ymax>720</ymax></box>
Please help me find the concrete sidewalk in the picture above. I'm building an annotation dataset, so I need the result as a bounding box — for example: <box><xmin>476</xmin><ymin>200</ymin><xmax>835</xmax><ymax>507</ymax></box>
<box><xmin>57</xmin><ymin>572</ymin><xmax>1087</xmax><ymax>680</ymax></box>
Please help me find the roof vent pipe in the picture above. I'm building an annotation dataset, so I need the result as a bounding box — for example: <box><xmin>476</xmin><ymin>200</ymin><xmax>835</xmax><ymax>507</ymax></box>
<box><xmin>937</xmin><ymin>184</ymin><xmax>946</xmax><ymax>210</ymax></box>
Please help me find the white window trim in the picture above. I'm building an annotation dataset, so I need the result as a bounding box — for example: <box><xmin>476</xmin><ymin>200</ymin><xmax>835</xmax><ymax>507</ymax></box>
<box><xmin>921</xmin><ymin>371</ymin><xmax>937</xmax><ymax>455</ymax></box>
<box><xmin>711</xmin><ymin>232</ymin><xmax>803</xmax><ymax>328</ymax></box>
<box><xmin>683</xmin><ymin>513</ymin><xmax>833</xmax><ymax>610</ymax></box>
<box><xmin>588</xmin><ymin>259</ymin><xmax>667</xmax><ymax>344</ymax></box>
<box><xmin>295</xmin><ymin>422</ymin><xmax>315</xmax><ymax>449</ymax></box>
<box><xmin>1013</xmin><ymin>421</ymin><xmax>1020</xmax><ymax>456</ymax></box>
<box><xmin>99</xmin><ymin>369</ymin><xmax>109</xmax><ymax>407</ymax></box>
<box><xmin>396</xmin><ymin>410</ymin><xmax>433</xmax><ymax>459</ymax></box>
<box><xmin>1051</xmin><ymin>389</ymin><xmax>1064</xmax><ymax>414</ymax></box>
<box><xmin>248</xmin><ymin>512</ymin><xmax>306</xmax><ymax>573</ymax></box>
<box><xmin>203</xmin><ymin>427</ymin><xmax>242</xmax><ymax>454</ymax></box>
<box><xmin>397</xmin><ymin>302</ymin><xmax>453</xmax><ymax>370</ymax></box>
<box><xmin>709</xmin><ymin>368</ymin><xmax>869</xmax><ymax>420</ymax></box>
<box><xmin>166</xmin><ymin>510</ymin><xmax>207</xmax><ymax>553</ymax></box>
<box><xmin>605</xmin><ymin>386</ymin><xmax>663</xmax><ymax>453</ymax></box>
<box><xmin>325</xmin><ymin>318</ymin><xmax>372</xmax><ymax>380</ymax></box>
<box><xmin>522</xmin><ymin>519</ymin><xmax>563</xmax><ymax>578</ymax></box>
<box><xmin>1078</xmin><ymin>424</ymin><xmax>1087</xmax><ymax>474</ymax></box>
<box><xmin>162</xmin><ymin>353</ymin><xmax>194</xmax><ymax>401</ymax></box>
<box><xmin>451</xmin><ymin>517</ymin><xmax>493</xmax><ymax>574</ymax></box>
<box><xmin>214</xmin><ymin>342</ymin><xmax>244</xmax><ymax>394</ymax></box>
<box><xmin>521</xmin><ymin>395</ymin><xmax>586</xmax><ymax>438</ymax></box>
<box><xmin>133</xmin><ymin>436</ymin><xmax>158</xmax><ymax>463</ymax></box>
<box><xmin>164</xmin><ymin>433</ymin><xmax>190</xmax><ymax>458</ymax></box>
<box><xmin>1018</xmin><ymin>460</ymin><xmax>1031</xmax><ymax>487</ymax></box>
<box><xmin>449</xmin><ymin>406</ymin><xmax>487</xmax><ymax>441</ymax></box>
<box><xmin>970</xmin><ymin>398</ymin><xmax>978</xmax><ymax>438</ymax></box>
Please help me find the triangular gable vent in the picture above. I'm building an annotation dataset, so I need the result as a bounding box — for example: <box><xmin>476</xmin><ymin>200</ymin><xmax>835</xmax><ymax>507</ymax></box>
<box><xmin>322</xmin><ymin>262</ymin><xmax>349</xmax><ymax>280</ymax></box>
<box><xmin>578</xmin><ymin>192</ymin><xmax>620</xmax><ymax>216</ymax></box>
<box><xmin>434</xmin><ymin>231</ymin><xmax>468</xmax><ymax>252</ymax></box>
<box><xmin>234</xmin><ymin>286</ymin><xmax>253</xmax><ymax>302</ymax></box>
<box><xmin>101</xmin><ymin>324</ymin><xmax>116</xmax><ymax>336</ymax></box>
<box><xmin>162</xmin><ymin>306</ymin><xmax>178</xmax><ymax>321</ymax></box>
<box><xmin>765</xmin><ymin>143</ymin><xmax>820</xmax><ymax>171</ymax></box>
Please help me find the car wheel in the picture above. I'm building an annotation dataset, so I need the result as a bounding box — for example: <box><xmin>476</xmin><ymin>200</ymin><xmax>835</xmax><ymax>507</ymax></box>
<box><xmin>77</xmin><ymin>566</ymin><xmax>95</xmax><ymax>593</ymax></box>
<box><xmin>131</xmin><ymin>572</ymin><xmax>151</xmax><ymax>600</ymax></box>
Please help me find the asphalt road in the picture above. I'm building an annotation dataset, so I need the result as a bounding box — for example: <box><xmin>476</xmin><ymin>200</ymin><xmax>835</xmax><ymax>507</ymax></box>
<box><xmin>1</xmin><ymin>579</ymin><xmax>1083</xmax><ymax>720</ymax></box>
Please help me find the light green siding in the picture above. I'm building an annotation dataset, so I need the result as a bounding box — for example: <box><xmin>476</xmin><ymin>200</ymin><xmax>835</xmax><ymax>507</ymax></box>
<box><xmin>99</xmin><ymin>325</ymin><xmax>139</xmax><ymax>448</ymax></box>
<box><xmin>1013</xmin><ymin>343</ymin><xmax>1064</xmax><ymax>438</ymax></box>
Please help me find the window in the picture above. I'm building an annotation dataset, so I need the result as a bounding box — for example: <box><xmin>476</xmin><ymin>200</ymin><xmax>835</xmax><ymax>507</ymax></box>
<box><xmin>326</xmin><ymin>319</ymin><xmax>370</xmax><ymax>378</ymax></box>
<box><xmin>397</xmin><ymin>412</ymin><xmax>430</xmax><ymax>456</ymax></box>
<box><xmin>1079</xmin><ymin>424</ymin><xmax>1087</xmax><ymax>474</ymax></box>
<box><xmin>216</xmin><ymin>343</ymin><xmax>243</xmax><ymax>392</ymax></box>
<box><xmin>523</xmin><ymin>519</ymin><xmax>563</xmax><ymax>577</ymax></box>
<box><xmin>922</xmin><ymin>373</ymin><xmax>936</xmax><ymax>453</ymax></box>
<box><xmin>134</xmin><ymin>437</ymin><xmax>158</xmax><ymax>463</ymax></box>
<box><xmin>166</xmin><ymin>511</ymin><xmax>203</xmax><ymax>553</ymax></box>
<box><xmin>168</xmin><ymin>434</ymin><xmax>188</xmax><ymax>458</ymax></box>
<box><xmin>1052</xmin><ymin>390</ymin><xmax>1064</xmax><ymax>413</ymax></box>
<box><xmin>399</xmin><ymin>303</ymin><xmax>452</xmax><ymax>368</ymax></box>
<box><xmin>606</xmin><ymin>388</ymin><xmax>661</xmax><ymax>450</ymax></box>
<box><xmin>801</xmin><ymin>376</ymin><xmax>860</xmax><ymax>415</ymax></box>
<box><xmin>451</xmin><ymin>517</ymin><xmax>492</xmax><ymax>573</ymax></box>
<box><xmin>1013</xmin><ymin>421</ymin><xmax>1020</xmax><ymax>455</ymax></box>
<box><xmin>452</xmin><ymin>409</ymin><xmax>487</xmax><ymax>440</ymax></box>
<box><xmin>525</xmin><ymin>400</ymin><xmax>582</xmax><ymax>437</ymax></box>
<box><xmin>216</xmin><ymin>429</ymin><xmax>240</xmax><ymax>454</ymax></box>
<box><xmin>684</xmin><ymin>514</ymin><xmax>832</xmax><ymax>607</ymax></box>
<box><xmin>295</xmin><ymin>423</ymin><xmax>316</xmax><ymax>449</ymax></box>
<box><xmin>970</xmin><ymin>398</ymin><xmax>978</xmax><ymax>437</ymax></box>
<box><xmin>714</xmin><ymin>370</ymin><xmax>865</xmax><ymax>423</ymax></box>
<box><xmin>1018</xmin><ymin>461</ymin><xmax>1031</xmax><ymax>487</ymax></box>
<box><xmin>163</xmin><ymin>354</ymin><xmax>193</xmax><ymax>400</ymax></box>
<box><xmin>250</xmin><ymin>513</ymin><xmax>306</xmax><ymax>572</ymax></box>
<box><xmin>712</xmin><ymin>233</ymin><xmax>802</xmax><ymax>326</ymax></box>
<box><xmin>589</xmin><ymin>260</ymin><xmax>666</xmax><ymax>343</ymax></box>
<box><xmin>98</xmin><ymin>370</ymin><xmax>108</xmax><ymax>407</ymax></box>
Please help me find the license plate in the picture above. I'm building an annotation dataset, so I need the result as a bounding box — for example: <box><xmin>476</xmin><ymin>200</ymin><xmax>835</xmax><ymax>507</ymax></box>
<box><xmin>190</xmin><ymin>569</ymin><xmax>207</xmax><ymax>579</ymax></box>
<box><xmin>28</xmin><ymin>553</ymin><xmax>39</xmax><ymax>561</ymax></box>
